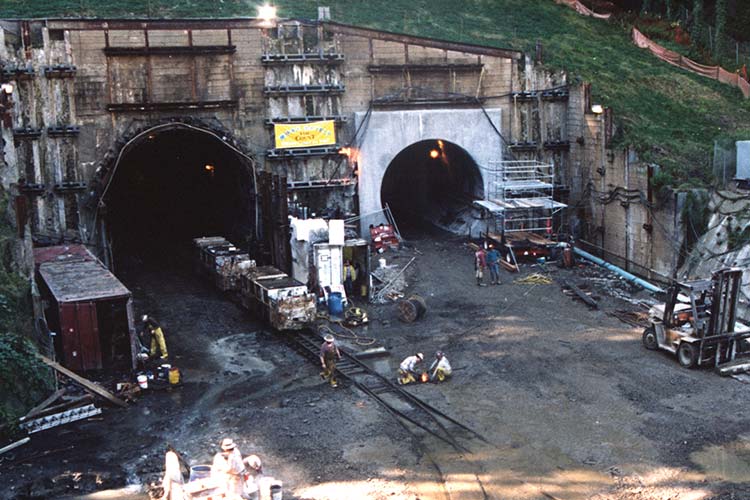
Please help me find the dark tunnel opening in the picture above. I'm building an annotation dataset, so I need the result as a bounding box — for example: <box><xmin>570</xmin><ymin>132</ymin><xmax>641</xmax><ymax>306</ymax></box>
<box><xmin>103</xmin><ymin>127</ymin><xmax>255</xmax><ymax>269</ymax></box>
<box><xmin>380</xmin><ymin>139</ymin><xmax>483</xmax><ymax>237</ymax></box>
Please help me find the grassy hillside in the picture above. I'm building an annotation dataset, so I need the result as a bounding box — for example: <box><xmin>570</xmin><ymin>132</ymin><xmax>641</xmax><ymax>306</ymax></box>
<box><xmin>2</xmin><ymin>0</ymin><xmax>750</xmax><ymax>186</ymax></box>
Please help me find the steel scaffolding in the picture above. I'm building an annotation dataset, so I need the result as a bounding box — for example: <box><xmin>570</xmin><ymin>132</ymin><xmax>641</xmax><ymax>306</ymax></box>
<box><xmin>474</xmin><ymin>160</ymin><xmax>566</xmax><ymax>235</ymax></box>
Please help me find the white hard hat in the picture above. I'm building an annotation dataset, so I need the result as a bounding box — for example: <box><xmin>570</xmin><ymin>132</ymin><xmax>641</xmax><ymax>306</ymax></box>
<box><xmin>416</xmin><ymin>353</ymin><xmax>424</xmax><ymax>361</ymax></box>
<box><xmin>221</xmin><ymin>438</ymin><xmax>236</xmax><ymax>451</ymax></box>
<box><xmin>324</xmin><ymin>334</ymin><xmax>334</xmax><ymax>343</ymax></box>
<box><xmin>244</xmin><ymin>454</ymin><xmax>262</xmax><ymax>471</ymax></box>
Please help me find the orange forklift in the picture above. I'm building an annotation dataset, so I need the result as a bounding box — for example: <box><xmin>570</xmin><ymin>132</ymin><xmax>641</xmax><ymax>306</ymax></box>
<box><xmin>642</xmin><ymin>268</ymin><xmax>750</xmax><ymax>369</ymax></box>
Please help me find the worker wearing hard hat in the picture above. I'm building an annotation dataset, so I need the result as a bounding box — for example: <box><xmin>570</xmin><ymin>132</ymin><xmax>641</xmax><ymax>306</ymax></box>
<box><xmin>242</xmin><ymin>454</ymin><xmax>263</xmax><ymax>494</ymax></box>
<box><xmin>319</xmin><ymin>334</ymin><xmax>341</xmax><ymax>388</ymax></box>
<box><xmin>398</xmin><ymin>352</ymin><xmax>424</xmax><ymax>385</ymax></box>
<box><xmin>428</xmin><ymin>351</ymin><xmax>452</xmax><ymax>383</ymax></box>
<box><xmin>211</xmin><ymin>438</ymin><xmax>245</xmax><ymax>496</ymax></box>
<box><xmin>141</xmin><ymin>314</ymin><xmax>169</xmax><ymax>360</ymax></box>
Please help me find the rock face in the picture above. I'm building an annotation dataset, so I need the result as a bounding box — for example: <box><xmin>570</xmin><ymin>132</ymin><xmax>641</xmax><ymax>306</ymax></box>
<box><xmin>679</xmin><ymin>191</ymin><xmax>750</xmax><ymax>322</ymax></box>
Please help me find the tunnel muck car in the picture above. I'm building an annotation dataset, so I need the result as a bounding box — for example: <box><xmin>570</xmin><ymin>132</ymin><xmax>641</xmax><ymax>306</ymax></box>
<box><xmin>194</xmin><ymin>237</ymin><xmax>316</xmax><ymax>330</ymax></box>
<box><xmin>194</xmin><ymin>237</ymin><xmax>256</xmax><ymax>292</ymax></box>
<box><xmin>240</xmin><ymin>266</ymin><xmax>317</xmax><ymax>331</ymax></box>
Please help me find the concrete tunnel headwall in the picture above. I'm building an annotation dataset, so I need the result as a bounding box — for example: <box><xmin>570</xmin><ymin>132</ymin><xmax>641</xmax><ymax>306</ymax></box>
<box><xmin>355</xmin><ymin>108</ymin><xmax>502</xmax><ymax>233</ymax></box>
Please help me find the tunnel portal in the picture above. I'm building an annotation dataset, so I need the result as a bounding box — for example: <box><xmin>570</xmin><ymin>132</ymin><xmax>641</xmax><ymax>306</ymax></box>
<box><xmin>380</xmin><ymin>139</ymin><xmax>484</xmax><ymax>236</ymax></box>
<box><xmin>102</xmin><ymin>125</ymin><xmax>255</xmax><ymax>268</ymax></box>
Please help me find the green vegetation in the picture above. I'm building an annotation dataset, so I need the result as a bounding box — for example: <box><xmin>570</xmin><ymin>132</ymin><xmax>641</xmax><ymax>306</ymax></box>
<box><xmin>2</xmin><ymin>0</ymin><xmax>750</xmax><ymax>185</ymax></box>
<box><xmin>0</xmin><ymin>192</ymin><xmax>51</xmax><ymax>437</ymax></box>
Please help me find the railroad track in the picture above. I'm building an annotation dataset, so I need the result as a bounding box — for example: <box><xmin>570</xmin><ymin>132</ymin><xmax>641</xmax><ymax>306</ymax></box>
<box><xmin>283</xmin><ymin>326</ymin><xmax>489</xmax><ymax>453</ymax></box>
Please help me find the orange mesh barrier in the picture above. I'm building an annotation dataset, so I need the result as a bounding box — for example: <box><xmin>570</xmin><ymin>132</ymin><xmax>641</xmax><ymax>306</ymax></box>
<box><xmin>555</xmin><ymin>0</ymin><xmax>612</xmax><ymax>20</ymax></box>
<box><xmin>632</xmin><ymin>27</ymin><xmax>749</xmax><ymax>98</ymax></box>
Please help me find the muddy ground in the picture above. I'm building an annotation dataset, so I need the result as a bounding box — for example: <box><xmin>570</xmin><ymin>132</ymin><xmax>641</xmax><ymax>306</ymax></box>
<box><xmin>3</xmin><ymin>235</ymin><xmax>750</xmax><ymax>499</ymax></box>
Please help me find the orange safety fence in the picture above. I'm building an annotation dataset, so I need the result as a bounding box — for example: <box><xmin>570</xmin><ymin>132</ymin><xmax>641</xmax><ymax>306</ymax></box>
<box><xmin>632</xmin><ymin>27</ymin><xmax>750</xmax><ymax>98</ymax></box>
<box><xmin>554</xmin><ymin>0</ymin><xmax>612</xmax><ymax>20</ymax></box>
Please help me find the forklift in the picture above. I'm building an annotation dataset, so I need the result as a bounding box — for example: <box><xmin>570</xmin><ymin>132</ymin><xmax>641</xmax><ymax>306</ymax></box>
<box><xmin>642</xmin><ymin>268</ymin><xmax>750</xmax><ymax>369</ymax></box>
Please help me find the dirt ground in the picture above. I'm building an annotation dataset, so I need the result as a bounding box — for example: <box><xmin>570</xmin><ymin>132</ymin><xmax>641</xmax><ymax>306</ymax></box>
<box><xmin>3</xmin><ymin>235</ymin><xmax>750</xmax><ymax>500</ymax></box>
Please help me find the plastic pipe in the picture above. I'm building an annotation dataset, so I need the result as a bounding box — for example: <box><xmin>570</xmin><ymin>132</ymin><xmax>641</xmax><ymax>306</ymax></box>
<box><xmin>572</xmin><ymin>247</ymin><xmax>664</xmax><ymax>294</ymax></box>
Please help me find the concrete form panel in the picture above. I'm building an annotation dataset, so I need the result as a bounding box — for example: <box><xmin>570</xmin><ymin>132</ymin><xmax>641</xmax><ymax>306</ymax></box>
<box><xmin>372</xmin><ymin>40</ymin><xmax>405</xmax><ymax>64</ymax></box>
<box><xmin>355</xmin><ymin>108</ymin><xmax>502</xmax><ymax>230</ymax></box>
<box><xmin>108</xmin><ymin>30</ymin><xmax>146</xmax><ymax>47</ymax></box>
<box><xmin>148</xmin><ymin>30</ymin><xmax>189</xmax><ymax>47</ymax></box>
<box><xmin>407</xmin><ymin>45</ymin><xmax>446</xmax><ymax>63</ymax></box>
<box><xmin>191</xmin><ymin>29</ymin><xmax>229</xmax><ymax>46</ymax></box>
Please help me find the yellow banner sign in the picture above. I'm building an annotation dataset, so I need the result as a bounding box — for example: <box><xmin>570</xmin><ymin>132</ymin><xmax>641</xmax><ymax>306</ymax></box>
<box><xmin>274</xmin><ymin>120</ymin><xmax>336</xmax><ymax>149</ymax></box>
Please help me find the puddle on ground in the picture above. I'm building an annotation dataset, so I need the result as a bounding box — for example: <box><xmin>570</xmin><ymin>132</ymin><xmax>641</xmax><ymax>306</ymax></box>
<box><xmin>209</xmin><ymin>332</ymin><xmax>275</xmax><ymax>376</ymax></box>
<box><xmin>691</xmin><ymin>436</ymin><xmax>750</xmax><ymax>482</ymax></box>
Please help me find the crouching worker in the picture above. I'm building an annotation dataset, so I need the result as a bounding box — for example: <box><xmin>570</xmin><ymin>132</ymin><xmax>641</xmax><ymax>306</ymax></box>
<box><xmin>242</xmin><ymin>455</ymin><xmax>263</xmax><ymax>495</ymax></box>
<box><xmin>398</xmin><ymin>352</ymin><xmax>424</xmax><ymax>385</ymax></box>
<box><xmin>429</xmin><ymin>351</ymin><xmax>452</xmax><ymax>383</ymax></box>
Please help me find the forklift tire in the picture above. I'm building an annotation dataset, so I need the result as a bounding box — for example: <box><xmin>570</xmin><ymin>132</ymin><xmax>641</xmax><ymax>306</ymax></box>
<box><xmin>642</xmin><ymin>327</ymin><xmax>658</xmax><ymax>350</ymax></box>
<box><xmin>677</xmin><ymin>342</ymin><xmax>698</xmax><ymax>369</ymax></box>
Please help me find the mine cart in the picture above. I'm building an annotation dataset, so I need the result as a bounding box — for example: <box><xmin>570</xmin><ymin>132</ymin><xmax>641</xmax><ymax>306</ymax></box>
<box><xmin>240</xmin><ymin>266</ymin><xmax>316</xmax><ymax>330</ymax></box>
<box><xmin>192</xmin><ymin>236</ymin><xmax>227</xmax><ymax>272</ymax></box>
<box><xmin>642</xmin><ymin>268</ymin><xmax>750</xmax><ymax>368</ymax></box>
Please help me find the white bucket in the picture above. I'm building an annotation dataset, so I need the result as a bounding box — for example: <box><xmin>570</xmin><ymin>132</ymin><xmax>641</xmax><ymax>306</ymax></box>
<box><xmin>378</xmin><ymin>258</ymin><xmax>386</xmax><ymax>268</ymax></box>
<box><xmin>270</xmin><ymin>480</ymin><xmax>283</xmax><ymax>500</ymax></box>
<box><xmin>137</xmin><ymin>374</ymin><xmax>148</xmax><ymax>389</ymax></box>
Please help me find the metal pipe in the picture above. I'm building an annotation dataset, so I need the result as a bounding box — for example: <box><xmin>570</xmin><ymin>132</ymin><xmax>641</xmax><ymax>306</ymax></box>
<box><xmin>573</xmin><ymin>247</ymin><xmax>664</xmax><ymax>294</ymax></box>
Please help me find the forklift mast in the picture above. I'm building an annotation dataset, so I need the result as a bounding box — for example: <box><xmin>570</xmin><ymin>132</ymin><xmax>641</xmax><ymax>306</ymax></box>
<box><xmin>708</xmin><ymin>268</ymin><xmax>742</xmax><ymax>337</ymax></box>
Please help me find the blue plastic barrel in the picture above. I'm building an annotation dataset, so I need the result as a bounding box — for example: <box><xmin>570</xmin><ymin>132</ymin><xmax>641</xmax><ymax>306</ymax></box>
<box><xmin>328</xmin><ymin>292</ymin><xmax>344</xmax><ymax>316</ymax></box>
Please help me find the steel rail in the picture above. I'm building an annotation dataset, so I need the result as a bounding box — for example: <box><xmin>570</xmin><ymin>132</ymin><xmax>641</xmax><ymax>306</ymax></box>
<box><xmin>283</xmin><ymin>327</ymin><xmax>488</xmax><ymax>452</ymax></box>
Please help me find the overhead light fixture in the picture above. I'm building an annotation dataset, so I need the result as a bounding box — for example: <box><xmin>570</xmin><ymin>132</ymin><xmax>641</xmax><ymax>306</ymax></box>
<box><xmin>429</xmin><ymin>149</ymin><xmax>439</xmax><ymax>159</ymax></box>
<box><xmin>1</xmin><ymin>83</ymin><xmax>13</xmax><ymax>95</ymax></box>
<box><xmin>204</xmin><ymin>164</ymin><xmax>215</xmax><ymax>172</ymax></box>
<box><xmin>591</xmin><ymin>104</ymin><xmax>604</xmax><ymax>114</ymax></box>
<box><xmin>258</xmin><ymin>4</ymin><xmax>277</xmax><ymax>23</ymax></box>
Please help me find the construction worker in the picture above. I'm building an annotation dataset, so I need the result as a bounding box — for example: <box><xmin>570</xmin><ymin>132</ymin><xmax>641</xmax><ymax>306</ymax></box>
<box><xmin>486</xmin><ymin>244</ymin><xmax>501</xmax><ymax>285</ymax></box>
<box><xmin>474</xmin><ymin>245</ymin><xmax>487</xmax><ymax>286</ymax></box>
<box><xmin>319</xmin><ymin>334</ymin><xmax>341</xmax><ymax>388</ymax></box>
<box><xmin>211</xmin><ymin>438</ymin><xmax>245</xmax><ymax>497</ymax></box>
<box><xmin>398</xmin><ymin>352</ymin><xmax>424</xmax><ymax>385</ymax></box>
<box><xmin>343</xmin><ymin>260</ymin><xmax>357</xmax><ymax>298</ymax></box>
<box><xmin>141</xmin><ymin>315</ymin><xmax>169</xmax><ymax>360</ymax></box>
<box><xmin>242</xmin><ymin>454</ymin><xmax>263</xmax><ymax>493</ymax></box>
<box><xmin>428</xmin><ymin>351</ymin><xmax>452</xmax><ymax>383</ymax></box>
<box><xmin>159</xmin><ymin>445</ymin><xmax>185</xmax><ymax>500</ymax></box>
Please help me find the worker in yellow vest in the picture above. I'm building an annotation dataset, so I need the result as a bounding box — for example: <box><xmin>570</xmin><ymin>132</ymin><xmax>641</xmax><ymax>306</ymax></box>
<box><xmin>141</xmin><ymin>314</ymin><xmax>169</xmax><ymax>360</ymax></box>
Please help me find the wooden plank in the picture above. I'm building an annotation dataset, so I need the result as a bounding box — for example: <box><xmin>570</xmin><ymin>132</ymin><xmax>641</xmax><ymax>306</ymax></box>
<box><xmin>22</xmin><ymin>388</ymin><xmax>66</xmax><ymax>421</ymax></box>
<box><xmin>38</xmin><ymin>355</ymin><xmax>127</xmax><ymax>408</ymax></box>
<box><xmin>500</xmin><ymin>259</ymin><xmax>518</xmax><ymax>273</ymax></box>
<box><xmin>20</xmin><ymin>395</ymin><xmax>94</xmax><ymax>422</ymax></box>
<box><xmin>0</xmin><ymin>437</ymin><xmax>30</xmax><ymax>456</ymax></box>
<box><xmin>560</xmin><ymin>279</ymin><xmax>598</xmax><ymax>309</ymax></box>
